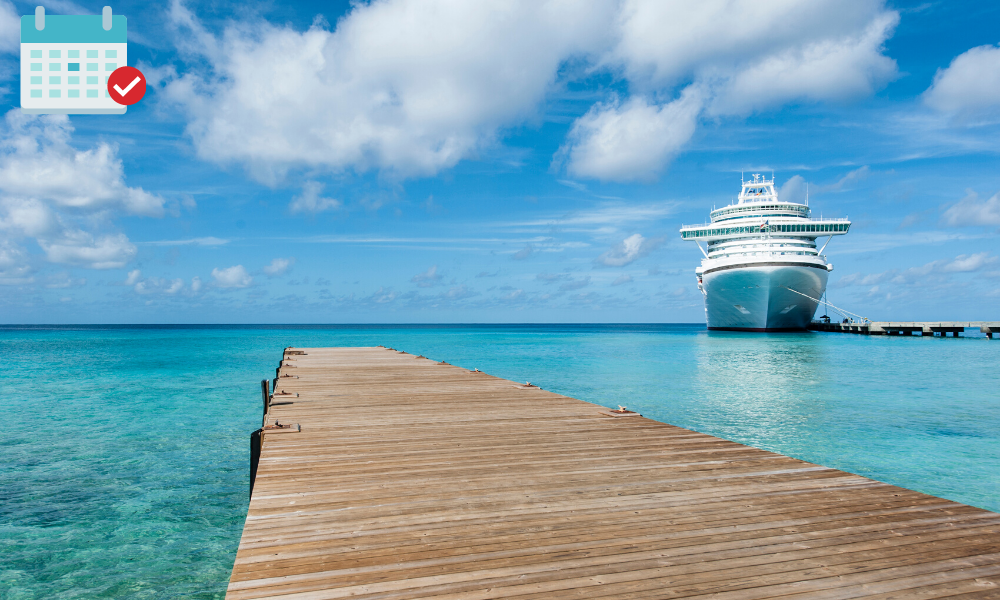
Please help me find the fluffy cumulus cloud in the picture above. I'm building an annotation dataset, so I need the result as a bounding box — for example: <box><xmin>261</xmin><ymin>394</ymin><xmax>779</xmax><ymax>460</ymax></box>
<box><xmin>163</xmin><ymin>0</ymin><xmax>615</xmax><ymax>182</ymax></box>
<box><xmin>563</xmin><ymin>0</ymin><xmax>898</xmax><ymax>179</ymax></box>
<box><xmin>611</xmin><ymin>0</ymin><xmax>894</xmax><ymax>95</ymax></box>
<box><xmin>0</xmin><ymin>111</ymin><xmax>163</xmax><ymax>274</ymax></box>
<box><xmin>0</xmin><ymin>113</ymin><xmax>163</xmax><ymax>216</ymax></box>
<box><xmin>924</xmin><ymin>44</ymin><xmax>1000</xmax><ymax>122</ymax></box>
<box><xmin>941</xmin><ymin>190</ymin><xmax>1000</xmax><ymax>227</ymax></box>
<box><xmin>594</xmin><ymin>233</ymin><xmax>663</xmax><ymax>267</ymax></box>
<box><xmin>559</xmin><ymin>89</ymin><xmax>702</xmax><ymax>182</ymax></box>
<box><xmin>212</xmin><ymin>265</ymin><xmax>253</xmax><ymax>288</ymax></box>
<box><xmin>163</xmin><ymin>0</ymin><xmax>897</xmax><ymax>184</ymax></box>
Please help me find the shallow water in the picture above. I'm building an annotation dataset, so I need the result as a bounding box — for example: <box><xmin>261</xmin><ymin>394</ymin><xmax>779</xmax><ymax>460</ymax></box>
<box><xmin>1</xmin><ymin>324</ymin><xmax>998</xmax><ymax>598</ymax></box>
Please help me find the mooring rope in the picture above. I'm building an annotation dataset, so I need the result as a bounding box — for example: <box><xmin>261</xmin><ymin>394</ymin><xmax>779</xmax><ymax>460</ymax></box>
<box><xmin>781</xmin><ymin>285</ymin><xmax>869</xmax><ymax>323</ymax></box>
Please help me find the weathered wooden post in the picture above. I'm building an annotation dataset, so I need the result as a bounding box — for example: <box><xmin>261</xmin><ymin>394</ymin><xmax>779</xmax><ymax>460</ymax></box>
<box><xmin>260</xmin><ymin>379</ymin><xmax>270</xmax><ymax>427</ymax></box>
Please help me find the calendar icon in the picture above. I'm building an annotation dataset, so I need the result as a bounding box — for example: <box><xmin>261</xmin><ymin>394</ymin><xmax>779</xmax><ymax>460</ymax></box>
<box><xmin>21</xmin><ymin>6</ymin><xmax>127</xmax><ymax>114</ymax></box>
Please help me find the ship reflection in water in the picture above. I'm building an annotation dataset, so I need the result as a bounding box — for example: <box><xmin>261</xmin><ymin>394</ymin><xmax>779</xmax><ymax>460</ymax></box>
<box><xmin>691</xmin><ymin>331</ymin><xmax>838</xmax><ymax>459</ymax></box>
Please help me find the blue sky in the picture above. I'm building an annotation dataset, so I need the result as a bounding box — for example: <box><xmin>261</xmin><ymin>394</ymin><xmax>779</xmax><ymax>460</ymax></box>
<box><xmin>0</xmin><ymin>0</ymin><xmax>998</xmax><ymax>323</ymax></box>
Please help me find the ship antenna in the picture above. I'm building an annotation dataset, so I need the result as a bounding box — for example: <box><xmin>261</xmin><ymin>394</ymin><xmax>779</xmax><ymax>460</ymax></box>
<box><xmin>806</xmin><ymin>183</ymin><xmax>809</xmax><ymax>206</ymax></box>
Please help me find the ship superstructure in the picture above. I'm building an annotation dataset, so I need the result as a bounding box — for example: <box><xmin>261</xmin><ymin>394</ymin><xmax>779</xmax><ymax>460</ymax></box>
<box><xmin>679</xmin><ymin>174</ymin><xmax>850</xmax><ymax>331</ymax></box>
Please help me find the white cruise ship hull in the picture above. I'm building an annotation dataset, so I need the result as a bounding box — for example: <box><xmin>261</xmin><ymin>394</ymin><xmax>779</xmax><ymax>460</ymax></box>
<box><xmin>702</xmin><ymin>263</ymin><xmax>828</xmax><ymax>331</ymax></box>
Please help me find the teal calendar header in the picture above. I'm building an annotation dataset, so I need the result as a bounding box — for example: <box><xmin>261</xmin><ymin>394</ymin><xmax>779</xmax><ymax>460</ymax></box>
<box><xmin>20</xmin><ymin>15</ymin><xmax>126</xmax><ymax>43</ymax></box>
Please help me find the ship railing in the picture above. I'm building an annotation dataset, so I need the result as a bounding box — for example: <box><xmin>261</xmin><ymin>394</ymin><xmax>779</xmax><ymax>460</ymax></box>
<box><xmin>680</xmin><ymin>217</ymin><xmax>851</xmax><ymax>229</ymax></box>
<box><xmin>706</xmin><ymin>252</ymin><xmax>829</xmax><ymax>260</ymax></box>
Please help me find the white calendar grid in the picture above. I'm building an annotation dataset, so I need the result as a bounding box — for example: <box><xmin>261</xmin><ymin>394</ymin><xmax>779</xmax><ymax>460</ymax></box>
<box><xmin>21</xmin><ymin>42</ymin><xmax>127</xmax><ymax>114</ymax></box>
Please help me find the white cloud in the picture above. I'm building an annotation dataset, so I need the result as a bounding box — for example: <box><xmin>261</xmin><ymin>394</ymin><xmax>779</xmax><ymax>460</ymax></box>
<box><xmin>511</xmin><ymin>201</ymin><xmax>675</xmax><ymax>230</ymax></box>
<box><xmin>163</xmin><ymin>0</ymin><xmax>616</xmax><ymax>182</ymax></box>
<box><xmin>0</xmin><ymin>112</ymin><xmax>164</xmax><ymax>216</ymax></box>
<box><xmin>564</xmin><ymin>0</ymin><xmax>898</xmax><ymax>179</ymax></box>
<box><xmin>501</xmin><ymin>289</ymin><xmax>524</xmax><ymax>302</ymax></box>
<box><xmin>0</xmin><ymin>1</ymin><xmax>18</xmax><ymax>53</ymax></box>
<box><xmin>131</xmin><ymin>273</ymin><xmax>203</xmax><ymax>296</ymax></box>
<box><xmin>704</xmin><ymin>12</ymin><xmax>898</xmax><ymax>115</ymax></box>
<box><xmin>612</xmin><ymin>1</ymin><xmax>891</xmax><ymax>86</ymax></box>
<box><xmin>444</xmin><ymin>285</ymin><xmax>477</xmax><ymax>300</ymax></box>
<box><xmin>924</xmin><ymin>44</ymin><xmax>1000</xmax><ymax>122</ymax></box>
<box><xmin>127</xmin><ymin>269</ymin><xmax>196</xmax><ymax>295</ymax></box>
<box><xmin>0</xmin><ymin>238</ymin><xmax>31</xmax><ymax>284</ymax></box>
<box><xmin>263</xmin><ymin>257</ymin><xmax>294</xmax><ymax>277</ymax></box>
<box><xmin>212</xmin><ymin>265</ymin><xmax>253</xmax><ymax>288</ymax></box>
<box><xmin>594</xmin><ymin>233</ymin><xmax>663</xmax><ymax>267</ymax></box>
<box><xmin>836</xmin><ymin>252</ymin><xmax>998</xmax><ymax>288</ymax></box>
<box><xmin>818</xmin><ymin>166</ymin><xmax>870</xmax><ymax>193</ymax></box>
<box><xmin>778</xmin><ymin>166</ymin><xmax>871</xmax><ymax>203</ymax></box>
<box><xmin>939</xmin><ymin>252</ymin><xmax>997</xmax><ymax>273</ymax></box>
<box><xmin>289</xmin><ymin>181</ymin><xmax>341</xmax><ymax>214</ymax></box>
<box><xmin>369</xmin><ymin>286</ymin><xmax>397</xmax><ymax>304</ymax></box>
<box><xmin>778</xmin><ymin>175</ymin><xmax>807</xmax><ymax>204</ymax></box>
<box><xmin>135</xmin><ymin>277</ymin><xmax>184</xmax><ymax>295</ymax></box>
<box><xmin>40</xmin><ymin>233</ymin><xmax>136</xmax><ymax>269</ymax></box>
<box><xmin>559</xmin><ymin>89</ymin><xmax>703</xmax><ymax>182</ymax></box>
<box><xmin>0</xmin><ymin>111</ymin><xmax>163</xmax><ymax>272</ymax></box>
<box><xmin>942</xmin><ymin>190</ymin><xmax>1000</xmax><ymax>227</ymax></box>
<box><xmin>162</xmin><ymin>1</ymin><xmax>898</xmax><ymax>184</ymax></box>
<box><xmin>411</xmin><ymin>265</ymin><xmax>442</xmax><ymax>287</ymax></box>
<box><xmin>611</xmin><ymin>274</ymin><xmax>632</xmax><ymax>286</ymax></box>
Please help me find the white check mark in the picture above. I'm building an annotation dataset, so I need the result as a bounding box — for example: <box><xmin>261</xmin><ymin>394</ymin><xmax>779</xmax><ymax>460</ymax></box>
<box><xmin>114</xmin><ymin>76</ymin><xmax>141</xmax><ymax>97</ymax></box>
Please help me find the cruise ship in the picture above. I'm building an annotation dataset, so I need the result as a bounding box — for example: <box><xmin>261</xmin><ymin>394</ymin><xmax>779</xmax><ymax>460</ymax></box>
<box><xmin>679</xmin><ymin>174</ymin><xmax>851</xmax><ymax>331</ymax></box>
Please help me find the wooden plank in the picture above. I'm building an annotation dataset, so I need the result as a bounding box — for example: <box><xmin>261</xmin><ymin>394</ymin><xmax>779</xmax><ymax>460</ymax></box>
<box><xmin>227</xmin><ymin>347</ymin><xmax>1000</xmax><ymax>599</ymax></box>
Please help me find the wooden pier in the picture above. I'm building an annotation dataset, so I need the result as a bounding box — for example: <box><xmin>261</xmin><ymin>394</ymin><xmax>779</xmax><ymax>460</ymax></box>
<box><xmin>809</xmin><ymin>321</ymin><xmax>1000</xmax><ymax>338</ymax></box>
<box><xmin>229</xmin><ymin>347</ymin><xmax>1000</xmax><ymax>599</ymax></box>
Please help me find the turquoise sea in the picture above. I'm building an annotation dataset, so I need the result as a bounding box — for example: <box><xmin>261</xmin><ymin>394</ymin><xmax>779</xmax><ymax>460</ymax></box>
<box><xmin>1</xmin><ymin>324</ymin><xmax>998</xmax><ymax>598</ymax></box>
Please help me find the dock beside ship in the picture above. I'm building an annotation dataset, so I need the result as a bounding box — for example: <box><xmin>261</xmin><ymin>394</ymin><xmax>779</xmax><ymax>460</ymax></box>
<box><xmin>228</xmin><ymin>346</ymin><xmax>1000</xmax><ymax>599</ymax></box>
<box><xmin>809</xmin><ymin>321</ymin><xmax>1000</xmax><ymax>338</ymax></box>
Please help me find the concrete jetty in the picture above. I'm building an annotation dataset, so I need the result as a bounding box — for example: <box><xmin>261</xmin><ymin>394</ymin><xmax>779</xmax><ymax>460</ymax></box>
<box><xmin>229</xmin><ymin>346</ymin><xmax>1000</xmax><ymax>599</ymax></box>
<box><xmin>809</xmin><ymin>321</ymin><xmax>1000</xmax><ymax>338</ymax></box>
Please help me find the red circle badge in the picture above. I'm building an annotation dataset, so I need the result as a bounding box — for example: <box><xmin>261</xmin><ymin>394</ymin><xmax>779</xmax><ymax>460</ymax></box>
<box><xmin>107</xmin><ymin>66</ymin><xmax>147</xmax><ymax>106</ymax></box>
